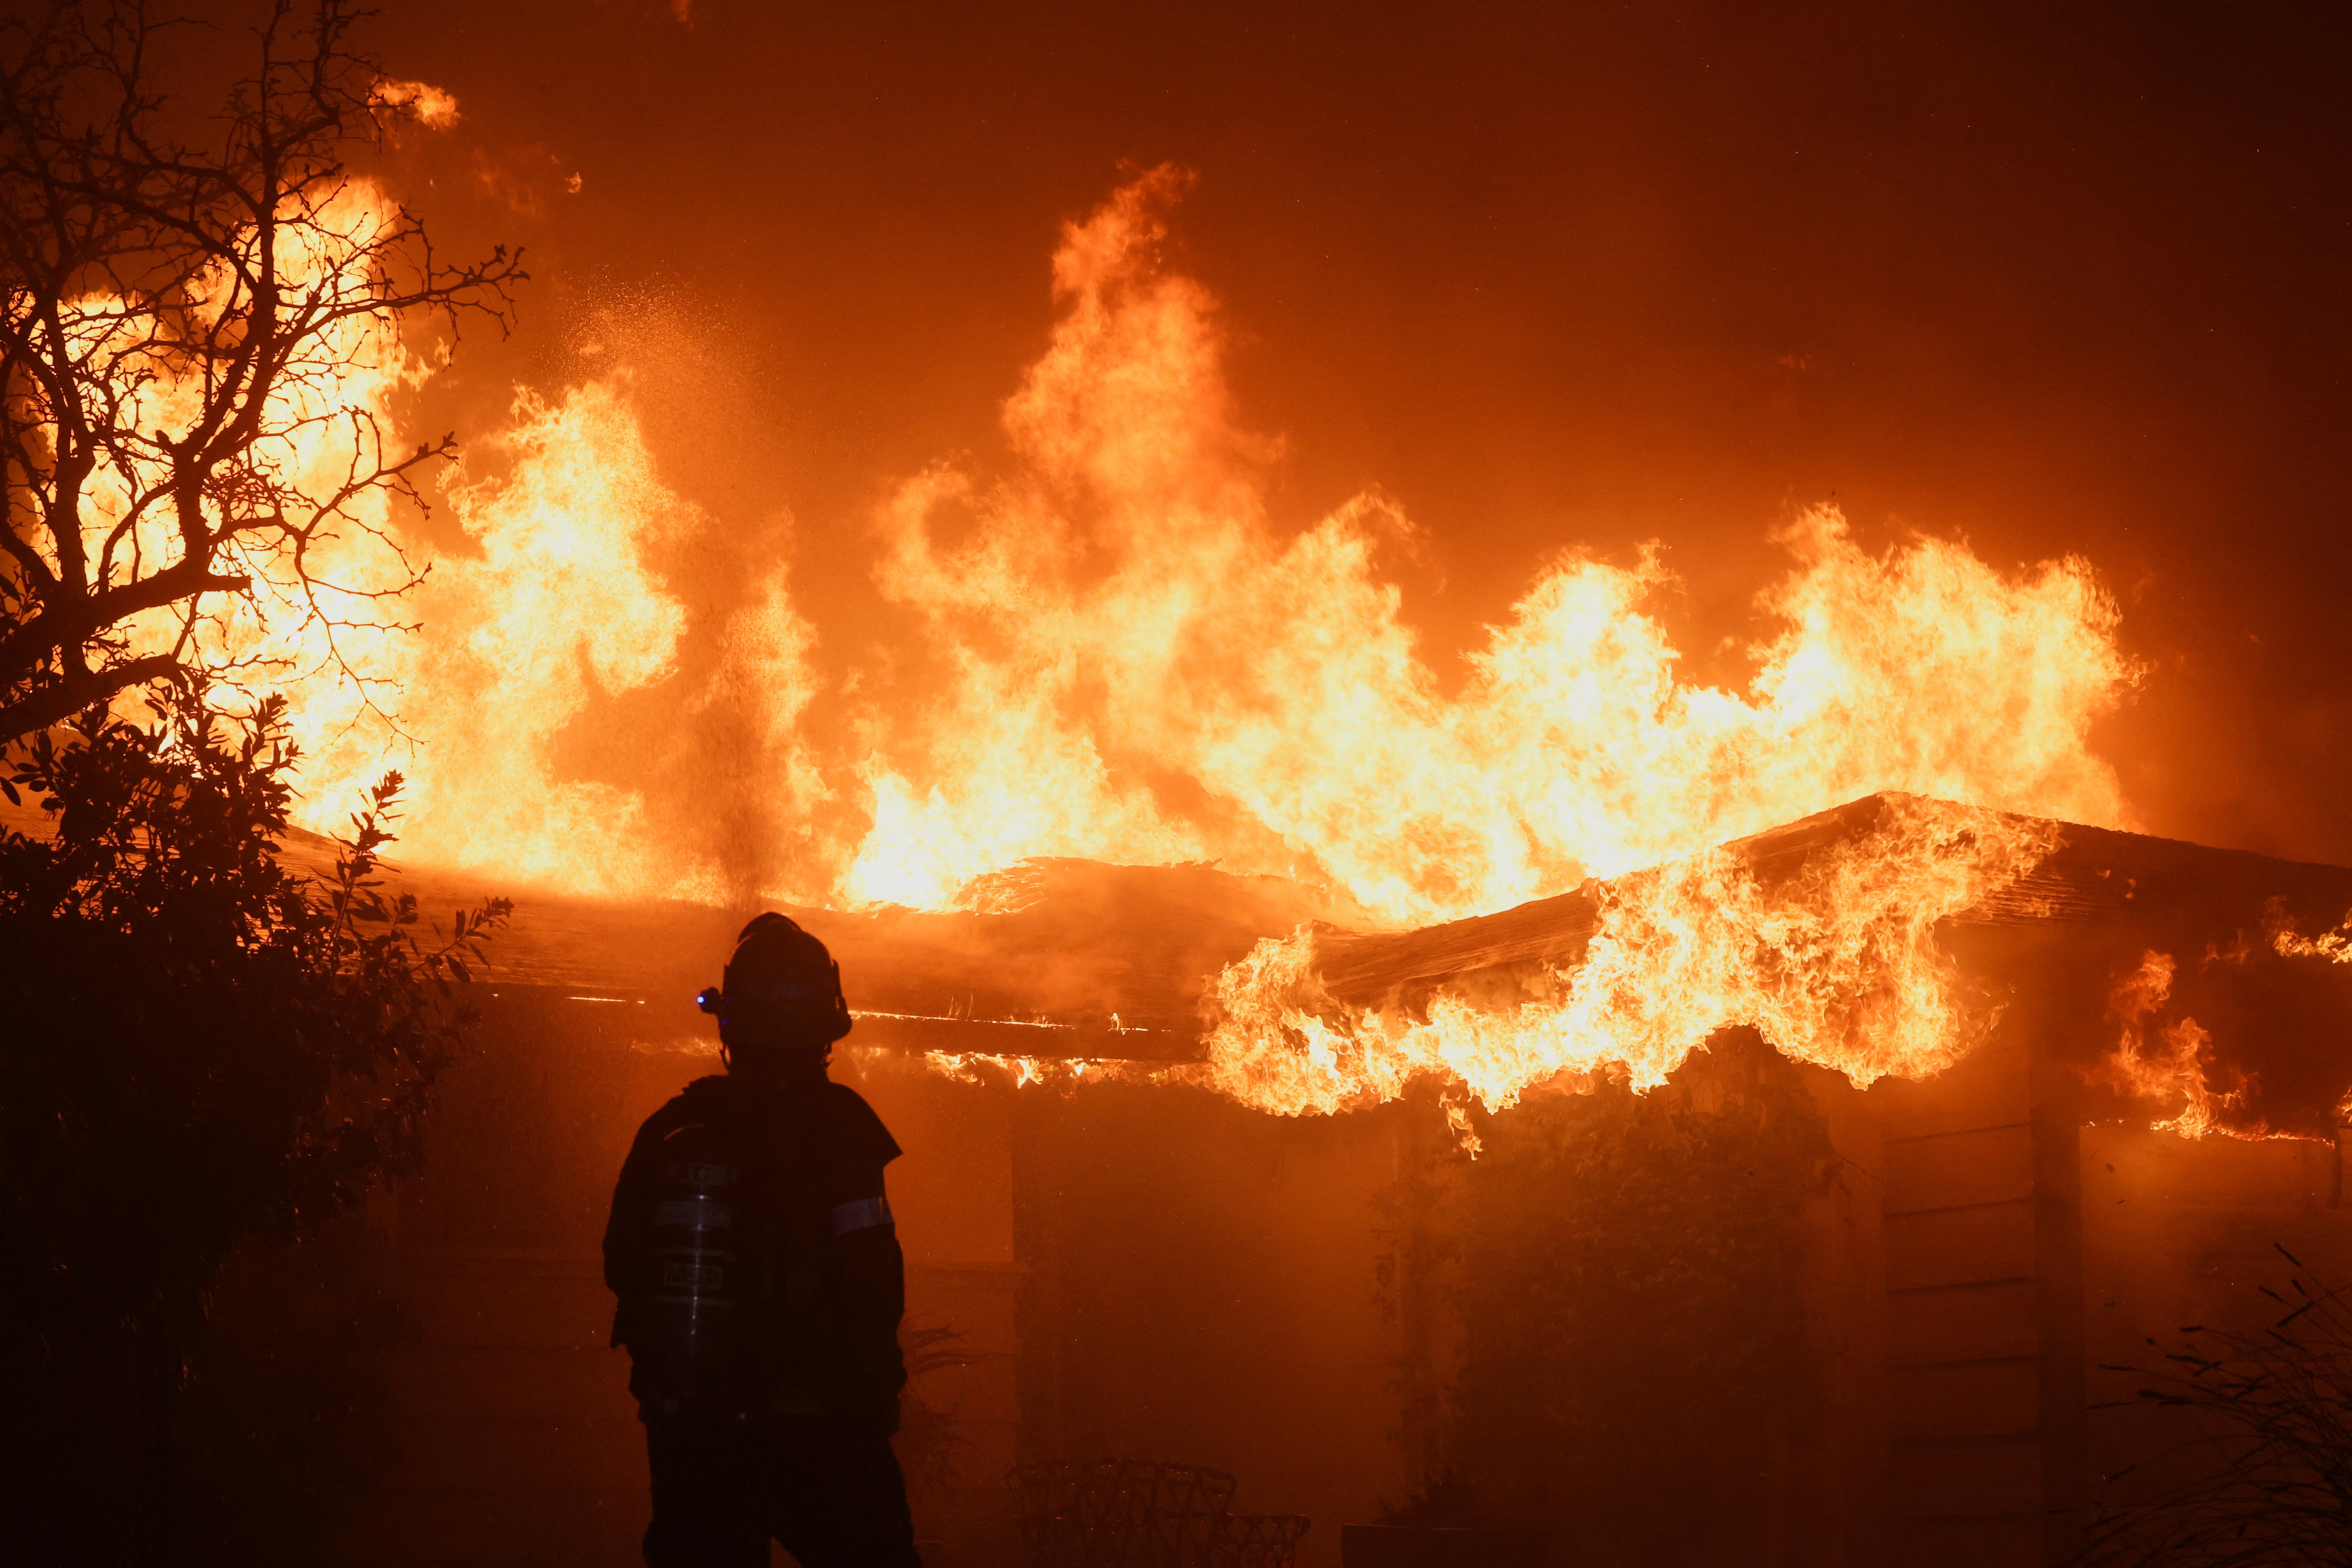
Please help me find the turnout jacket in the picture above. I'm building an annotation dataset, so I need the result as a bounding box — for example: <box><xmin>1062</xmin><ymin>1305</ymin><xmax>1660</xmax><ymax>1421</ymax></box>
<box><xmin>603</xmin><ymin>1068</ymin><xmax>907</xmax><ymax>1429</ymax></box>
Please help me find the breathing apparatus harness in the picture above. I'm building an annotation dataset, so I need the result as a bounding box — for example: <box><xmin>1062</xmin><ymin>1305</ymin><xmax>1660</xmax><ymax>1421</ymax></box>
<box><xmin>634</xmin><ymin>914</ymin><xmax>857</xmax><ymax>1416</ymax></box>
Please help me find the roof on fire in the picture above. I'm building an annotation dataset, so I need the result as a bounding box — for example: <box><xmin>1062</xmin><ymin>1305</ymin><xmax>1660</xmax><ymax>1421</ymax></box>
<box><xmin>253</xmin><ymin>791</ymin><xmax>2352</xmax><ymax>1065</ymax></box>
<box><xmin>1311</xmin><ymin>793</ymin><xmax>2352</xmax><ymax>1010</ymax></box>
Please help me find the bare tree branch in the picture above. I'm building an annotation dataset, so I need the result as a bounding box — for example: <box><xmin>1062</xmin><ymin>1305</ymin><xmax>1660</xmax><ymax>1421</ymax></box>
<box><xmin>0</xmin><ymin>0</ymin><xmax>525</xmax><ymax>744</ymax></box>
<box><xmin>0</xmin><ymin>647</ymin><xmax>180</xmax><ymax>736</ymax></box>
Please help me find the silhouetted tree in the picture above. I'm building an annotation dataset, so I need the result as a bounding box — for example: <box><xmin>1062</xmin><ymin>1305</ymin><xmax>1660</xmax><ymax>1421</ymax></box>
<box><xmin>0</xmin><ymin>689</ymin><xmax>508</xmax><ymax>1560</ymax></box>
<box><xmin>0</xmin><ymin>0</ymin><xmax>523</xmax><ymax>743</ymax></box>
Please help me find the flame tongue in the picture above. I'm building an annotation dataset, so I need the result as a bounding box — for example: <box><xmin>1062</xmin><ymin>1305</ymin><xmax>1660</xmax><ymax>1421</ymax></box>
<box><xmin>2095</xmin><ymin>950</ymin><xmax>2243</xmax><ymax>1138</ymax></box>
<box><xmin>838</xmin><ymin>170</ymin><xmax>2133</xmax><ymax>922</ymax></box>
<box><xmin>233</xmin><ymin>168</ymin><xmax>2133</xmax><ymax>930</ymax></box>
<box><xmin>1197</xmin><ymin>795</ymin><xmax>2060</xmax><ymax>1116</ymax></box>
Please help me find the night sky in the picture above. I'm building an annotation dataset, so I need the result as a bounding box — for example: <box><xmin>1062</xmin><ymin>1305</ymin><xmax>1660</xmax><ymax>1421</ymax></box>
<box><xmin>345</xmin><ymin>0</ymin><xmax>2349</xmax><ymax>868</ymax></box>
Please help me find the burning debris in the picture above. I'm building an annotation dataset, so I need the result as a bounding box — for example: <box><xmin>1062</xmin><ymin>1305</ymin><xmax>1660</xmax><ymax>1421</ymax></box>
<box><xmin>1198</xmin><ymin>794</ymin><xmax>2060</xmax><ymax>1116</ymax></box>
<box><xmin>354</xmin><ymin>782</ymin><xmax>2352</xmax><ymax>1147</ymax></box>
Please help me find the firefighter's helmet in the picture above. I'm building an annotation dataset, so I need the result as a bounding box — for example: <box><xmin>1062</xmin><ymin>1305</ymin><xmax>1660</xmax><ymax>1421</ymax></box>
<box><xmin>696</xmin><ymin>912</ymin><xmax>853</xmax><ymax>1054</ymax></box>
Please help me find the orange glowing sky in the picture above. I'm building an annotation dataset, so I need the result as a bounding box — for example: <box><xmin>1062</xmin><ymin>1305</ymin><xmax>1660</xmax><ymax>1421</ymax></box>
<box><xmin>292</xmin><ymin>0</ymin><xmax>2352</xmax><ymax>874</ymax></box>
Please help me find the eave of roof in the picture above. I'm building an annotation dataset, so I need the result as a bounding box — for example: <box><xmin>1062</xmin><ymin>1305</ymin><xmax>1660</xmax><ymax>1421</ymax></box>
<box><xmin>21</xmin><ymin>791</ymin><xmax>2345</xmax><ymax>1066</ymax></box>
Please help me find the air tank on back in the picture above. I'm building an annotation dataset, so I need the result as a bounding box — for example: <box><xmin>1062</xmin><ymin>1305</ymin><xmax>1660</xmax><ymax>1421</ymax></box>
<box><xmin>643</xmin><ymin>1119</ymin><xmax>752</xmax><ymax>1401</ymax></box>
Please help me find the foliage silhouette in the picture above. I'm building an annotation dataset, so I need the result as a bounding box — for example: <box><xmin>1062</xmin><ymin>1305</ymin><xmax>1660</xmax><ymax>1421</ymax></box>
<box><xmin>2078</xmin><ymin>1244</ymin><xmax>2352</xmax><ymax>1566</ymax></box>
<box><xmin>0</xmin><ymin>687</ymin><xmax>507</xmax><ymax>1560</ymax></box>
<box><xmin>1428</xmin><ymin>1029</ymin><xmax>1834</xmax><ymax>1565</ymax></box>
<box><xmin>895</xmin><ymin>1318</ymin><xmax>975</xmax><ymax>1534</ymax></box>
<box><xmin>167</xmin><ymin>1220</ymin><xmax>417</xmax><ymax>1567</ymax></box>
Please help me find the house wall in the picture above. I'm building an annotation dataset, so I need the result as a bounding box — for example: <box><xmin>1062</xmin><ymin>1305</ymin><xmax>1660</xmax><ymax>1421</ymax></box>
<box><xmin>1841</xmin><ymin>921</ymin><xmax>2352</xmax><ymax>1568</ymax></box>
<box><xmin>328</xmin><ymin>948</ymin><xmax>2351</xmax><ymax>1568</ymax></box>
<box><xmin>1856</xmin><ymin>1028</ymin><xmax>2084</xmax><ymax>1568</ymax></box>
<box><xmin>343</xmin><ymin>992</ymin><xmax>656</xmax><ymax>1568</ymax></box>
<box><xmin>1010</xmin><ymin>1082</ymin><xmax>1412</xmax><ymax>1568</ymax></box>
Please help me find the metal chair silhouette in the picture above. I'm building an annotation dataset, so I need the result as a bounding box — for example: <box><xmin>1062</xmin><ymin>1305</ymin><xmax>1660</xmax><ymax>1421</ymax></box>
<box><xmin>1011</xmin><ymin>1459</ymin><xmax>1309</xmax><ymax>1568</ymax></box>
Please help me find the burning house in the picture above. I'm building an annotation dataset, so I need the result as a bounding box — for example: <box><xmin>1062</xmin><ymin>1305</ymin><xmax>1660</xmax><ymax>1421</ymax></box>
<box><xmin>322</xmin><ymin>791</ymin><xmax>2352</xmax><ymax>1568</ymax></box>
<box><xmin>9</xmin><ymin>13</ymin><xmax>2346</xmax><ymax>1559</ymax></box>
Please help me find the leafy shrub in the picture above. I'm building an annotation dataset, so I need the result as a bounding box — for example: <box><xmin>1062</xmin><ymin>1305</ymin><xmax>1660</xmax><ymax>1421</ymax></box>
<box><xmin>1432</xmin><ymin>1029</ymin><xmax>1832</xmax><ymax>1564</ymax></box>
<box><xmin>0</xmin><ymin>691</ymin><xmax>505</xmax><ymax>1557</ymax></box>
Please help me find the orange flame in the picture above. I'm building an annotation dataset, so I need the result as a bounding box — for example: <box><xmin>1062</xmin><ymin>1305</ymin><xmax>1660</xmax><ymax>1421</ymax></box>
<box><xmin>2269</xmin><ymin>901</ymin><xmax>2352</xmax><ymax>964</ymax></box>
<box><xmin>1197</xmin><ymin>797</ymin><xmax>2057</xmax><ymax>1116</ymax></box>
<box><xmin>845</xmin><ymin>168</ymin><xmax>2133</xmax><ymax>923</ymax></box>
<box><xmin>95</xmin><ymin>183</ymin><xmax>440</xmax><ymax>745</ymax></box>
<box><xmin>295</xmin><ymin>377</ymin><xmax>824</xmax><ymax>899</ymax></box>
<box><xmin>206</xmin><ymin>168</ymin><xmax>2147</xmax><ymax>1115</ymax></box>
<box><xmin>369</xmin><ymin>79</ymin><xmax>461</xmax><ymax>129</ymax></box>
<box><xmin>2092</xmin><ymin>950</ymin><xmax>2244</xmax><ymax>1138</ymax></box>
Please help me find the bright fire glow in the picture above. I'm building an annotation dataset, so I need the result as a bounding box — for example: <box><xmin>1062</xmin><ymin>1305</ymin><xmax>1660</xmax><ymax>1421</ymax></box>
<box><xmin>295</xmin><ymin>377</ymin><xmax>824</xmax><ymax>901</ymax></box>
<box><xmin>85</xmin><ymin>183</ymin><xmax>434</xmax><ymax>747</ymax></box>
<box><xmin>2092</xmin><ymin>950</ymin><xmax>2243</xmax><ymax>1138</ymax></box>
<box><xmin>841</xmin><ymin>167</ymin><xmax>2131</xmax><ymax>922</ymax></box>
<box><xmin>1196</xmin><ymin>796</ymin><xmax>2060</xmax><ymax>1115</ymax></box>
<box><xmin>369</xmin><ymin>78</ymin><xmax>462</xmax><ymax>129</ymax></box>
<box><xmin>2269</xmin><ymin>901</ymin><xmax>2352</xmax><ymax>963</ymax></box>
<box><xmin>122</xmin><ymin>167</ymin><xmax>2151</xmax><ymax>1115</ymax></box>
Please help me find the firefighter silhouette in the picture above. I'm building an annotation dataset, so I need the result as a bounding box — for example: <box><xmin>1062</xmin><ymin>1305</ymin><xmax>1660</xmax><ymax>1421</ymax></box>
<box><xmin>604</xmin><ymin>914</ymin><xmax>919</xmax><ymax>1568</ymax></box>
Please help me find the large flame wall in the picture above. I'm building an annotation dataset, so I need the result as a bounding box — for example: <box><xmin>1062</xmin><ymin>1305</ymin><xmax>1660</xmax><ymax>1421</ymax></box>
<box><xmin>119</xmin><ymin>168</ymin><xmax>2207</xmax><ymax>1122</ymax></box>
<box><xmin>238</xmin><ymin>170</ymin><xmax>2135</xmax><ymax>933</ymax></box>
